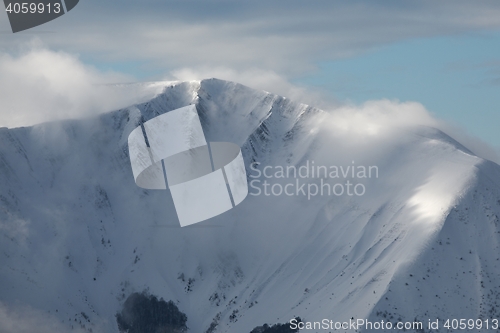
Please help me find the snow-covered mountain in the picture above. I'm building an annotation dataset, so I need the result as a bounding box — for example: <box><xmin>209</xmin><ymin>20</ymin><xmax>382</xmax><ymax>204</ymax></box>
<box><xmin>1</xmin><ymin>78</ymin><xmax>500</xmax><ymax>332</ymax></box>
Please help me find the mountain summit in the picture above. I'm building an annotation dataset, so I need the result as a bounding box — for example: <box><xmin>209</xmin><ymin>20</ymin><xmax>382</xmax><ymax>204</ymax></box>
<box><xmin>1</xmin><ymin>79</ymin><xmax>499</xmax><ymax>332</ymax></box>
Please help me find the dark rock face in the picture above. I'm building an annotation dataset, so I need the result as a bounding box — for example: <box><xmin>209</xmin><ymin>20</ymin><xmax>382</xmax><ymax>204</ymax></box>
<box><xmin>250</xmin><ymin>318</ymin><xmax>301</xmax><ymax>333</ymax></box>
<box><xmin>116</xmin><ymin>292</ymin><xmax>188</xmax><ymax>333</ymax></box>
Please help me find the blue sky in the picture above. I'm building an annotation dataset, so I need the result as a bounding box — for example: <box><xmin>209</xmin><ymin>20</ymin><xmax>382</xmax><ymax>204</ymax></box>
<box><xmin>298</xmin><ymin>31</ymin><xmax>500</xmax><ymax>146</ymax></box>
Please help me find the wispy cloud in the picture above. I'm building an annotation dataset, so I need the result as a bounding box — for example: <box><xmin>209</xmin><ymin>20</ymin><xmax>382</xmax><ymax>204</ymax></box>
<box><xmin>2</xmin><ymin>1</ymin><xmax>500</xmax><ymax>75</ymax></box>
<box><xmin>170</xmin><ymin>67</ymin><xmax>339</xmax><ymax>108</ymax></box>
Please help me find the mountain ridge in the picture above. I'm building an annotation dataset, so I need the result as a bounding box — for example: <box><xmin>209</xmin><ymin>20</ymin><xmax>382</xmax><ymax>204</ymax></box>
<box><xmin>0</xmin><ymin>78</ymin><xmax>499</xmax><ymax>332</ymax></box>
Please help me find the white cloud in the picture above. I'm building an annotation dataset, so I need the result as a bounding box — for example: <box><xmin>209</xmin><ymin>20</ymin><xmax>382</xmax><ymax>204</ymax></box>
<box><xmin>325</xmin><ymin>99</ymin><xmax>437</xmax><ymax>137</ymax></box>
<box><xmin>0</xmin><ymin>43</ymin><xmax>497</xmax><ymax>164</ymax></box>
<box><xmin>320</xmin><ymin>99</ymin><xmax>500</xmax><ymax>164</ymax></box>
<box><xmin>0</xmin><ymin>44</ymin><xmax>164</xmax><ymax>128</ymax></box>
<box><xmin>2</xmin><ymin>1</ymin><xmax>500</xmax><ymax>74</ymax></box>
<box><xmin>0</xmin><ymin>46</ymin><xmax>338</xmax><ymax>128</ymax></box>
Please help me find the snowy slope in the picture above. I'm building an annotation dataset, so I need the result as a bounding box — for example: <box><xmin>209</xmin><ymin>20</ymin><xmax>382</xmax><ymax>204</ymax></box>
<box><xmin>0</xmin><ymin>78</ymin><xmax>499</xmax><ymax>332</ymax></box>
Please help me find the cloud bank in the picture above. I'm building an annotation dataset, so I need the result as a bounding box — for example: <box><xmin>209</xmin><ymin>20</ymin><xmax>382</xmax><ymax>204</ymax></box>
<box><xmin>0</xmin><ymin>44</ymin><xmax>165</xmax><ymax>128</ymax></box>
<box><xmin>0</xmin><ymin>44</ymin><xmax>497</xmax><ymax>164</ymax></box>
<box><xmin>321</xmin><ymin>99</ymin><xmax>500</xmax><ymax>163</ymax></box>
<box><xmin>2</xmin><ymin>1</ymin><xmax>500</xmax><ymax>74</ymax></box>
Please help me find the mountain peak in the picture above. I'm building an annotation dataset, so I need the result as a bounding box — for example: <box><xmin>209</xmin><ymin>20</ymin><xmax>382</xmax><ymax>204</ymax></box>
<box><xmin>0</xmin><ymin>79</ymin><xmax>499</xmax><ymax>332</ymax></box>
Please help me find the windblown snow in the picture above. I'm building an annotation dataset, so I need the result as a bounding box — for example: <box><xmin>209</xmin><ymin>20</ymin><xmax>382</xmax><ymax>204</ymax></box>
<box><xmin>0</xmin><ymin>78</ymin><xmax>499</xmax><ymax>332</ymax></box>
